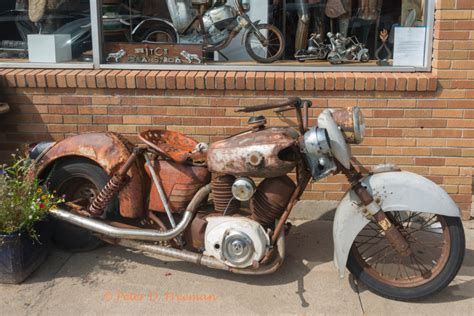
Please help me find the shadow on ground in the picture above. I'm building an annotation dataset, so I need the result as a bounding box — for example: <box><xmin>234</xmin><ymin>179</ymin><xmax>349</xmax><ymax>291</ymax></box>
<box><xmin>23</xmin><ymin>219</ymin><xmax>474</xmax><ymax>304</ymax></box>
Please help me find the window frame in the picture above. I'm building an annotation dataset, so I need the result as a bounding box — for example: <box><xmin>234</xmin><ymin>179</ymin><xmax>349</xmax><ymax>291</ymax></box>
<box><xmin>0</xmin><ymin>0</ymin><xmax>435</xmax><ymax>72</ymax></box>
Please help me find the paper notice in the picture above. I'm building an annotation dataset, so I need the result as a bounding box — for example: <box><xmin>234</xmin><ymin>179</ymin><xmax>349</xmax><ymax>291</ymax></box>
<box><xmin>393</xmin><ymin>27</ymin><xmax>426</xmax><ymax>67</ymax></box>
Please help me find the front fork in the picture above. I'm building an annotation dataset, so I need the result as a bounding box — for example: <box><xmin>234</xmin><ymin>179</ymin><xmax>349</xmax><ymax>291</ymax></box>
<box><xmin>344</xmin><ymin>166</ymin><xmax>412</xmax><ymax>257</ymax></box>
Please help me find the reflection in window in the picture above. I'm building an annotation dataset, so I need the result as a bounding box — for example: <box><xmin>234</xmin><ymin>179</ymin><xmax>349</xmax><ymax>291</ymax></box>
<box><xmin>0</xmin><ymin>0</ymin><xmax>91</xmax><ymax>63</ymax></box>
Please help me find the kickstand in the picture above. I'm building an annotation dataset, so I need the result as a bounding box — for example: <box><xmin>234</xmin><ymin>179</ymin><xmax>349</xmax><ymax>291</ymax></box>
<box><xmin>217</xmin><ymin>51</ymin><xmax>229</xmax><ymax>61</ymax></box>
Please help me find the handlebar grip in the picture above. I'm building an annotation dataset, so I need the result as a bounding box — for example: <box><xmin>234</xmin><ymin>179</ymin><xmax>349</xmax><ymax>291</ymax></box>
<box><xmin>235</xmin><ymin>97</ymin><xmax>301</xmax><ymax>113</ymax></box>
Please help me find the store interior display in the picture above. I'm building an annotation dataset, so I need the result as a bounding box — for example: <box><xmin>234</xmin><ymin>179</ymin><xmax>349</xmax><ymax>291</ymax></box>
<box><xmin>0</xmin><ymin>0</ymin><xmax>429</xmax><ymax>67</ymax></box>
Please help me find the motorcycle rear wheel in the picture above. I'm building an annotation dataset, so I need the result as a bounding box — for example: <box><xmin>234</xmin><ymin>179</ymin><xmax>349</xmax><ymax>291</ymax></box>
<box><xmin>244</xmin><ymin>24</ymin><xmax>285</xmax><ymax>64</ymax></box>
<box><xmin>347</xmin><ymin>213</ymin><xmax>465</xmax><ymax>301</ymax></box>
<box><xmin>360</xmin><ymin>52</ymin><xmax>369</xmax><ymax>63</ymax></box>
<box><xmin>48</xmin><ymin>158</ymin><xmax>118</xmax><ymax>251</ymax></box>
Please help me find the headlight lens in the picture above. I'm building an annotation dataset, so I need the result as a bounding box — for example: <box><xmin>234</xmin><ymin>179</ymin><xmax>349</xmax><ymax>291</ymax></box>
<box><xmin>331</xmin><ymin>107</ymin><xmax>365</xmax><ymax>144</ymax></box>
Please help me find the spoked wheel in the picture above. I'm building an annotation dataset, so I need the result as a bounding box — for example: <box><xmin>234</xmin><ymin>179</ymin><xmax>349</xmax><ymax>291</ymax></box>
<box><xmin>347</xmin><ymin>212</ymin><xmax>465</xmax><ymax>300</ymax></box>
<box><xmin>244</xmin><ymin>24</ymin><xmax>285</xmax><ymax>63</ymax></box>
<box><xmin>48</xmin><ymin>158</ymin><xmax>118</xmax><ymax>251</ymax></box>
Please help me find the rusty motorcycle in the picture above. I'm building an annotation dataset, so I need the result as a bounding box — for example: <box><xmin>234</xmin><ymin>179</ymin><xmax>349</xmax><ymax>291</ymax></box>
<box><xmin>29</xmin><ymin>98</ymin><xmax>465</xmax><ymax>301</ymax></box>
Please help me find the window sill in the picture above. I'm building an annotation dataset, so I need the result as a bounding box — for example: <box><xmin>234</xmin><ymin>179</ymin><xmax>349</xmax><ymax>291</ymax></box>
<box><xmin>0</xmin><ymin>68</ymin><xmax>437</xmax><ymax>92</ymax></box>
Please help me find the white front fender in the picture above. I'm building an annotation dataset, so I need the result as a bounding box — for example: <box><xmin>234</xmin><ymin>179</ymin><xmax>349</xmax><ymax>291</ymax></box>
<box><xmin>333</xmin><ymin>171</ymin><xmax>460</xmax><ymax>277</ymax></box>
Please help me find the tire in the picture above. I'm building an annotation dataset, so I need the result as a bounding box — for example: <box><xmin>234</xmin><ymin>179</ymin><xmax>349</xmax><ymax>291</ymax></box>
<box><xmin>48</xmin><ymin>158</ymin><xmax>118</xmax><ymax>251</ymax></box>
<box><xmin>244</xmin><ymin>24</ymin><xmax>285</xmax><ymax>63</ymax></box>
<box><xmin>360</xmin><ymin>52</ymin><xmax>369</xmax><ymax>63</ymax></box>
<box><xmin>294</xmin><ymin>49</ymin><xmax>306</xmax><ymax>62</ymax></box>
<box><xmin>328</xmin><ymin>53</ymin><xmax>342</xmax><ymax>65</ymax></box>
<box><xmin>347</xmin><ymin>214</ymin><xmax>465</xmax><ymax>301</ymax></box>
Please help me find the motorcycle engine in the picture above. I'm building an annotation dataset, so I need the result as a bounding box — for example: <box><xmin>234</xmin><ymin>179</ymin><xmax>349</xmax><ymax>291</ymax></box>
<box><xmin>201</xmin><ymin>5</ymin><xmax>237</xmax><ymax>44</ymax></box>
<box><xmin>204</xmin><ymin>216</ymin><xmax>270</xmax><ymax>268</ymax></box>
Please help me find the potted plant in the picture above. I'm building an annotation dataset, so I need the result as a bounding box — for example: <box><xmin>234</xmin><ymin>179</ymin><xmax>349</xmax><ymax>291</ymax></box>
<box><xmin>0</xmin><ymin>153</ymin><xmax>62</xmax><ymax>284</ymax></box>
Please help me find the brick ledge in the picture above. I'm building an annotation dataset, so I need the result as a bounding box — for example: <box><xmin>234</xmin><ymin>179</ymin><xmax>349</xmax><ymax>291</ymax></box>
<box><xmin>0</xmin><ymin>68</ymin><xmax>437</xmax><ymax>92</ymax></box>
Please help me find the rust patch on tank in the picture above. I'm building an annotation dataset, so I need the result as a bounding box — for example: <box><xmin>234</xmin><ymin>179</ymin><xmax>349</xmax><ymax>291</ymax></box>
<box><xmin>207</xmin><ymin>127</ymin><xmax>299</xmax><ymax>178</ymax></box>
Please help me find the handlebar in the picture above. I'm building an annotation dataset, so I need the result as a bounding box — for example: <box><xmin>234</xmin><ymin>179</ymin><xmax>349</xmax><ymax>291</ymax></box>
<box><xmin>235</xmin><ymin>97</ymin><xmax>312</xmax><ymax>133</ymax></box>
<box><xmin>235</xmin><ymin>97</ymin><xmax>305</xmax><ymax>113</ymax></box>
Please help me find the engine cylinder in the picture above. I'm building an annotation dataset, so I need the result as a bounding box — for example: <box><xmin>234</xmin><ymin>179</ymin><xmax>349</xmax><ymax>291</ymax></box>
<box><xmin>211</xmin><ymin>175</ymin><xmax>240</xmax><ymax>213</ymax></box>
<box><xmin>250</xmin><ymin>176</ymin><xmax>296</xmax><ymax>228</ymax></box>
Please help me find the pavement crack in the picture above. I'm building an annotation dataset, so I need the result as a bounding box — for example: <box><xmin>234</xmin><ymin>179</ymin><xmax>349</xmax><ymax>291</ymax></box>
<box><xmin>25</xmin><ymin>252</ymin><xmax>74</xmax><ymax>314</ymax></box>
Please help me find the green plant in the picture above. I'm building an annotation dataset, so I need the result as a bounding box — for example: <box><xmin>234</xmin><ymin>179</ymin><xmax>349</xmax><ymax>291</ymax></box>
<box><xmin>0</xmin><ymin>152</ymin><xmax>63</xmax><ymax>240</ymax></box>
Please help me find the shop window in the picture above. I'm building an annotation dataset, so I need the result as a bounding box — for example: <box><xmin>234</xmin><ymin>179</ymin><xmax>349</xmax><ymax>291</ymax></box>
<box><xmin>99</xmin><ymin>0</ymin><xmax>432</xmax><ymax>70</ymax></box>
<box><xmin>0</xmin><ymin>0</ymin><xmax>91</xmax><ymax>64</ymax></box>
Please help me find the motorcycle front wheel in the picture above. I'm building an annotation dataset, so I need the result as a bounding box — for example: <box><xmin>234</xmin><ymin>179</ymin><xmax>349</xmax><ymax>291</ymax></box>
<box><xmin>347</xmin><ymin>212</ymin><xmax>465</xmax><ymax>301</ymax></box>
<box><xmin>244</xmin><ymin>24</ymin><xmax>285</xmax><ymax>63</ymax></box>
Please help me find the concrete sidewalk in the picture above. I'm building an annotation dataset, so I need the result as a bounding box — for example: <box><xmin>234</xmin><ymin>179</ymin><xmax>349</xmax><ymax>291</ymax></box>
<box><xmin>1</xmin><ymin>220</ymin><xmax>473</xmax><ymax>315</ymax></box>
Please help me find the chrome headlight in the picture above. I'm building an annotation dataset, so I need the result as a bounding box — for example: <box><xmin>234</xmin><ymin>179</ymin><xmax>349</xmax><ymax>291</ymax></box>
<box><xmin>303</xmin><ymin>127</ymin><xmax>331</xmax><ymax>156</ymax></box>
<box><xmin>302</xmin><ymin>127</ymin><xmax>336</xmax><ymax>180</ymax></box>
<box><xmin>331</xmin><ymin>106</ymin><xmax>365</xmax><ymax>144</ymax></box>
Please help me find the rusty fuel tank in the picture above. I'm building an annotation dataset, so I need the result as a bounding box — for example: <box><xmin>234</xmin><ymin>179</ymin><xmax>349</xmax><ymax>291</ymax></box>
<box><xmin>207</xmin><ymin>127</ymin><xmax>300</xmax><ymax>178</ymax></box>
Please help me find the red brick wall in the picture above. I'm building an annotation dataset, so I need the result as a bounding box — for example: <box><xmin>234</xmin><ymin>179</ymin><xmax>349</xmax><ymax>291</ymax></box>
<box><xmin>0</xmin><ymin>0</ymin><xmax>472</xmax><ymax>219</ymax></box>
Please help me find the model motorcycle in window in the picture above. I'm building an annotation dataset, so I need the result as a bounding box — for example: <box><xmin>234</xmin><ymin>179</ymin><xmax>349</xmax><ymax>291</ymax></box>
<box><xmin>294</xmin><ymin>33</ymin><xmax>331</xmax><ymax>62</ymax></box>
<box><xmin>327</xmin><ymin>32</ymin><xmax>370</xmax><ymax>64</ymax></box>
<box><xmin>30</xmin><ymin>98</ymin><xmax>465</xmax><ymax>301</ymax></box>
<box><xmin>132</xmin><ymin>0</ymin><xmax>285</xmax><ymax>63</ymax></box>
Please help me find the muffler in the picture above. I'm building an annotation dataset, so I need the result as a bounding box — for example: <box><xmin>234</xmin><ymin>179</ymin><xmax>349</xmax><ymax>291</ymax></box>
<box><xmin>49</xmin><ymin>184</ymin><xmax>211</xmax><ymax>242</ymax></box>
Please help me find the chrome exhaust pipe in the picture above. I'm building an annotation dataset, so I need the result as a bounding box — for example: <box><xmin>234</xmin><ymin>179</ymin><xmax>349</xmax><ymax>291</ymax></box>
<box><xmin>115</xmin><ymin>233</ymin><xmax>284</xmax><ymax>275</ymax></box>
<box><xmin>49</xmin><ymin>184</ymin><xmax>211</xmax><ymax>242</ymax></box>
<box><xmin>117</xmin><ymin>239</ymin><xmax>230</xmax><ymax>271</ymax></box>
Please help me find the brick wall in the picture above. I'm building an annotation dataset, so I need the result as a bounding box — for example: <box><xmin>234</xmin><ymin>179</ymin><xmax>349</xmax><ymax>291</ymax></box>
<box><xmin>0</xmin><ymin>0</ymin><xmax>472</xmax><ymax>220</ymax></box>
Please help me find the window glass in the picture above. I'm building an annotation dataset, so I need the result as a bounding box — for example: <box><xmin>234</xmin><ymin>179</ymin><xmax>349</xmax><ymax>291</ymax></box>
<box><xmin>97</xmin><ymin>0</ymin><xmax>428</xmax><ymax>68</ymax></box>
<box><xmin>0</xmin><ymin>0</ymin><xmax>91</xmax><ymax>63</ymax></box>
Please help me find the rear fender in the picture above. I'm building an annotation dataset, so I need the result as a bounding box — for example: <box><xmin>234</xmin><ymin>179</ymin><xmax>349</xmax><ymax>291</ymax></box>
<box><xmin>333</xmin><ymin>170</ymin><xmax>461</xmax><ymax>277</ymax></box>
<box><xmin>35</xmin><ymin>132</ymin><xmax>148</xmax><ymax>218</ymax></box>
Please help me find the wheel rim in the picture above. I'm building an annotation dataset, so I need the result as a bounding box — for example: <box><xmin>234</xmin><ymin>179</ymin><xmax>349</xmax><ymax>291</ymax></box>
<box><xmin>56</xmin><ymin>177</ymin><xmax>99</xmax><ymax>208</ymax></box>
<box><xmin>352</xmin><ymin>212</ymin><xmax>451</xmax><ymax>288</ymax></box>
<box><xmin>248</xmin><ymin>27</ymin><xmax>283</xmax><ymax>60</ymax></box>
